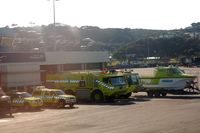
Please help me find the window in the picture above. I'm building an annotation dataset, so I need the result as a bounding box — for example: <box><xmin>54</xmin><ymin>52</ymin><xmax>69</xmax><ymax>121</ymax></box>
<box><xmin>109</xmin><ymin>77</ymin><xmax>126</xmax><ymax>86</ymax></box>
<box><xmin>127</xmin><ymin>75</ymin><xmax>139</xmax><ymax>85</ymax></box>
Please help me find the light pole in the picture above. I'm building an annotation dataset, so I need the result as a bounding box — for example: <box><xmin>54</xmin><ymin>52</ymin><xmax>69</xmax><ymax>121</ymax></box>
<box><xmin>48</xmin><ymin>0</ymin><xmax>59</xmax><ymax>26</ymax></box>
<box><xmin>53</xmin><ymin>0</ymin><xmax>56</xmax><ymax>26</ymax></box>
<box><xmin>48</xmin><ymin>0</ymin><xmax>59</xmax><ymax>51</ymax></box>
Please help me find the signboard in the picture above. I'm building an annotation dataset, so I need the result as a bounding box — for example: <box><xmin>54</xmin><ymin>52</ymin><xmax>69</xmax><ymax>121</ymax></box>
<box><xmin>0</xmin><ymin>53</ymin><xmax>45</xmax><ymax>63</ymax></box>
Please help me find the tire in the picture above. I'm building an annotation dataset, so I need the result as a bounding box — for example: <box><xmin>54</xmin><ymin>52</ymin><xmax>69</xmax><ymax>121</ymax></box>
<box><xmin>57</xmin><ymin>100</ymin><xmax>65</xmax><ymax>108</ymax></box>
<box><xmin>154</xmin><ymin>92</ymin><xmax>161</xmax><ymax>98</ymax></box>
<box><xmin>35</xmin><ymin>106</ymin><xmax>42</xmax><ymax>110</ymax></box>
<box><xmin>147</xmin><ymin>91</ymin><xmax>153</xmax><ymax>97</ymax></box>
<box><xmin>124</xmin><ymin>92</ymin><xmax>132</xmax><ymax>99</ymax></box>
<box><xmin>69</xmin><ymin>103</ymin><xmax>74</xmax><ymax>108</ymax></box>
<box><xmin>161</xmin><ymin>92</ymin><xmax>167</xmax><ymax>97</ymax></box>
<box><xmin>24</xmin><ymin>103</ymin><xmax>31</xmax><ymax>110</ymax></box>
<box><xmin>91</xmin><ymin>90</ymin><xmax>104</xmax><ymax>103</ymax></box>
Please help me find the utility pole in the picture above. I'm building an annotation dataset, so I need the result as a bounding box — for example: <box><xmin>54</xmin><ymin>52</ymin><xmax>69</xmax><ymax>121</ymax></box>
<box><xmin>48</xmin><ymin>0</ymin><xmax>58</xmax><ymax>26</ymax></box>
<box><xmin>48</xmin><ymin>0</ymin><xmax>59</xmax><ymax>50</ymax></box>
<box><xmin>53</xmin><ymin>0</ymin><xmax>56</xmax><ymax>26</ymax></box>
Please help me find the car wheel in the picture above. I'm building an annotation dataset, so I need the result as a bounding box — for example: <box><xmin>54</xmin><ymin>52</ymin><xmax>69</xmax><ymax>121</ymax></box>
<box><xmin>57</xmin><ymin>100</ymin><xmax>65</xmax><ymax>108</ymax></box>
<box><xmin>69</xmin><ymin>103</ymin><xmax>74</xmax><ymax>108</ymax></box>
<box><xmin>24</xmin><ymin>103</ymin><xmax>31</xmax><ymax>110</ymax></box>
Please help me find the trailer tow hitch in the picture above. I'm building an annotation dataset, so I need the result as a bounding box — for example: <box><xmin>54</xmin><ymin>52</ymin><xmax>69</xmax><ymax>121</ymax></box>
<box><xmin>184</xmin><ymin>81</ymin><xmax>200</xmax><ymax>94</ymax></box>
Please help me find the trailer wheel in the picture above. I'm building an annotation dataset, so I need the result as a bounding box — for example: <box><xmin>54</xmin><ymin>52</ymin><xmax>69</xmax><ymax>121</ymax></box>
<box><xmin>154</xmin><ymin>92</ymin><xmax>161</xmax><ymax>97</ymax></box>
<box><xmin>161</xmin><ymin>92</ymin><xmax>167</xmax><ymax>97</ymax></box>
<box><xmin>91</xmin><ymin>90</ymin><xmax>104</xmax><ymax>103</ymax></box>
<box><xmin>147</xmin><ymin>91</ymin><xmax>153</xmax><ymax>97</ymax></box>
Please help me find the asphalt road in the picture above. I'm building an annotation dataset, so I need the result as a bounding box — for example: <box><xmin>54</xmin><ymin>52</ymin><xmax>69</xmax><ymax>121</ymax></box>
<box><xmin>1</xmin><ymin>93</ymin><xmax>200</xmax><ymax>133</ymax></box>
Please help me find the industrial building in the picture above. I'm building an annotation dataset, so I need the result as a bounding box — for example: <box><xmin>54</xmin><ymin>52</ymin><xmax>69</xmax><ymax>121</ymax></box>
<box><xmin>0</xmin><ymin>51</ymin><xmax>109</xmax><ymax>91</ymax></box>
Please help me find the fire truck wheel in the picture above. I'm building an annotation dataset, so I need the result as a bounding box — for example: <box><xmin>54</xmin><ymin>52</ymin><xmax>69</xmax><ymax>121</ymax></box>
<box><xmin>91</xmin><ymin>90</ymin><xmax>104</xmax><ymax>103</ymax></box>
<box><xmin>124</xmin><ymin>92</ymin><xmax>132</xmax><ymax>98</ymax></box>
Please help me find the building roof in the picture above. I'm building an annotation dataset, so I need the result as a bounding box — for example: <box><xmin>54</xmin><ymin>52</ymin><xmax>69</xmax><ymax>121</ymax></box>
<box><xmin>0</xmin><ymin>51</ymin><xmax>109</xmax><ymax>65</ymax></box>
<box><xmin>43</xmin><ymin>51</ymin><xmax>109</xmax><ymax>64</ymax></box>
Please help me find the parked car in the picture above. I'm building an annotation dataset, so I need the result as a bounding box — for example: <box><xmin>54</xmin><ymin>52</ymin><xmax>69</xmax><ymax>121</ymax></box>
<box><xmin>32</xmin><ymin>87</ymin><xmax>76</xmax><ymax>108</ymax></box>
<box><xmin>9</xmin><ymin>92</ymin><xmax>43</xmax><ymax>110</ymax></box>
<box><xmin>0</xmin><ymin>88</ymin><xmax>12</xmax><ymax>116</ymax></box>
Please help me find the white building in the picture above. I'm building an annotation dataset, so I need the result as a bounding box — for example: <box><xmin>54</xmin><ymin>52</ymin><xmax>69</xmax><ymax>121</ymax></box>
<box><xmin>0</xmin><ymin>51</ymin><xmax>109</xmax><ymax>91</ymax></box>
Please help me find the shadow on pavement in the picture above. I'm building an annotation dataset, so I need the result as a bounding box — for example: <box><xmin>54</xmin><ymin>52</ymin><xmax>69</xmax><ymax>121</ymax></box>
<box><xmin>77</xmin><ymin>98</ymin><xmax>137</xmax><ymax>106</ymax></box>
<box><xmin>11</xmin><ymin>108</ymin><xmax>44</xmax><ymax>114</ymax></box>
<box><xmin>162</xmin><ymin>95</ymin><xmax>200</xmax><ymax>99</ymax></box>
<box><xmin>134</xmin><ymin>94</ymin><xmax>200</xmax><ymax>100</ymax></box>
<box><xmin>131</xmin><ymin>97</ymin><xmax>151</xmax><ymax>102</ymax></box>
<box><xmin>0</xmin><ymin>114</ymin><xmax>14</xmax><ymax>119</ymax></box>
<box><xmin>42</xmin><ymin>106</ymin><xmax>79</xmax><ymax>110</ymax></box>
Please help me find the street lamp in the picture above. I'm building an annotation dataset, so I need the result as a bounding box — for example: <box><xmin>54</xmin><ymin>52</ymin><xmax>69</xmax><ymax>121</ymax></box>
<box><xmin>48</xmin><ymin>0</ymin><xmax>59</xmax><ymax>26</ymax></box>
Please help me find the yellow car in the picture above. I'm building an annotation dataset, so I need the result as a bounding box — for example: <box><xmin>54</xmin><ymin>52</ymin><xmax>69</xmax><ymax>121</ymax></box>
<box><xmin>9</xmin><ymin>92</ymin><xmax>43</xmax><ymax>110</ymax></box>
<box><xmin>32</xmin><ymin>88</ymin><xmax>76</xmax><ymax>108</ymax></box>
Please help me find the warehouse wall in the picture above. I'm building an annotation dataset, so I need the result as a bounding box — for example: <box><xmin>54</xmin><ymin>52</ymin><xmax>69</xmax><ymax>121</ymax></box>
<box><xmin>1</xmin><ymin>64</ymin><xmax>41</xmax><ymax>88</ymax></box>
<box><xmin>44</xmin><ymin>51</ymin><xmax>109</xmax><ymax>64</ymax></box>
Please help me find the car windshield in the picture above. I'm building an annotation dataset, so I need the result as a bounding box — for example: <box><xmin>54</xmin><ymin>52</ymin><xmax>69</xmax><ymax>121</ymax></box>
<box><xmin>54</xmin><ymin>90</ymin><xmax>66</xmax><ymax>95</ymax></box>
<box><xmin>20</xmin><ymin>93</ymin><xmax>32</xmax><ymax>98</ymax></box>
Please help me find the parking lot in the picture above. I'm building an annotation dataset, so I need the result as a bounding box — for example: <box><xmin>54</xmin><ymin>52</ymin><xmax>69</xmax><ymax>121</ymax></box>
<box><xmin>1</xmin><ymin>93</ymin><xmax>200</xmax><ymax>133</ymax></box>
<box><xmin>1</xmin><ymin>67</ymin><xmax>200</xmax><ymax>133</ymax></box>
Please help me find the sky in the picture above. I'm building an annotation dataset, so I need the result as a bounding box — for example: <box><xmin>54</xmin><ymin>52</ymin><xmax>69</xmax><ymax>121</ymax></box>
<box><xmin>0</xmin><ymin>0</ymin><xmax>200</xmax><ymax>30</ymax></box>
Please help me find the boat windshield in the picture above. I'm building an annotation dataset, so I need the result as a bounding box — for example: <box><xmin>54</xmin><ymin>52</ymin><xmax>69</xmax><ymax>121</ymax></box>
<box><xmin>170</xmin><ymin>68</ymin><xmax>185</xmax><ymax>75</ymax></box>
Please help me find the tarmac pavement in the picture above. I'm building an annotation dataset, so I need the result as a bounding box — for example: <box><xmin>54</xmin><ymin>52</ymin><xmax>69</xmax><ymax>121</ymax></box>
<box><xmin>0</xmin><ymin>93</ymin><xmax>200</xmax><ymax>133</ymax></box>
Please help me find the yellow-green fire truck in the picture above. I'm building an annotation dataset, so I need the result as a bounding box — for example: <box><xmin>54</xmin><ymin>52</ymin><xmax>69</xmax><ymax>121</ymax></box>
<box><xmin>45</xmin><ymin>70</ymin><xmax>139</xmax><ymax>102</ymax></box>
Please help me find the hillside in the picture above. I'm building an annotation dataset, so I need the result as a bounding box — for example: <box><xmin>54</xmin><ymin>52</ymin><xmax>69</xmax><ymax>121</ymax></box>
<box><xmin>0</xmin><ymin>22</ymin><xmax>200</xmax><ymax>60</ymax></box>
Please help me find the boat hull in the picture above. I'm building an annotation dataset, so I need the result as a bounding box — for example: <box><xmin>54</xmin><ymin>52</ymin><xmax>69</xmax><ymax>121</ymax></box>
<box><xmin>141</xmin><ymin>77</ymin><xmax>195</xmax><ymax>90</ymax></box>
